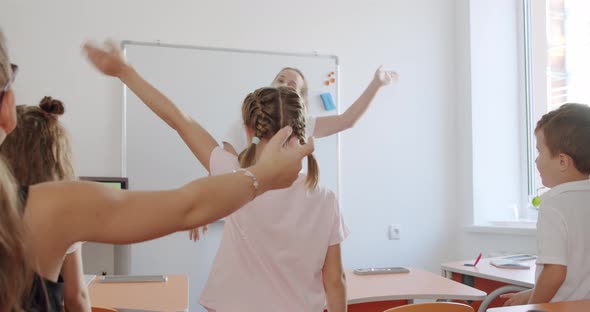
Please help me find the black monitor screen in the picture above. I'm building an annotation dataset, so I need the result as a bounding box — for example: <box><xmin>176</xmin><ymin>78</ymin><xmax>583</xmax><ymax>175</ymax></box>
<box><xmin>79</xmin><ymin>177</ymin><xmax>128</xmax><ymax>190</ymax></box>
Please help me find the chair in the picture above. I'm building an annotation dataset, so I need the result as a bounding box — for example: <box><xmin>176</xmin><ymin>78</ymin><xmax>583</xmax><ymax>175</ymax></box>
<box><xmin>383</xmin><ymin>302</ymin><xmax>474</xmax><ymax>312</ymax></box>
<box><xmin>91</xmin><ymin>307</ymin><xmax>118</xmax><ymax>312</ymax></box>
<box><xmin>476</xmin><ymin>285</ymin><xmax>530</xmax><ymax>312</ymax></box>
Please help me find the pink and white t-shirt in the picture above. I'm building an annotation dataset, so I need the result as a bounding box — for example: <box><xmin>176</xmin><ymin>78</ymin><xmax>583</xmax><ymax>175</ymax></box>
<box><xmin>199</xmin><ymin>147</ymin><xmax>348</xmax><ymax>312</ymax></box>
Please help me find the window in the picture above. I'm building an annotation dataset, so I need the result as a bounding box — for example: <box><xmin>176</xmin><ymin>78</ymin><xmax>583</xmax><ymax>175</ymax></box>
<box><xmin>467</xmin><ymin>0</ymin><xmax>589</xmax><ymax>228</ymax></box>
<box><xmin>465</xmin><ymin>0</ymin><xmax>589</xmax><ymax>228</ymax></box>
<box><xmin>467</xmin><ymin>0</ymin><xmax>527</xmax><ymax>226</ymax></box>
<box><xmin>526</xmin><ymin>0</ymin><xmax>590</xmax><ymax>204</ymax></box>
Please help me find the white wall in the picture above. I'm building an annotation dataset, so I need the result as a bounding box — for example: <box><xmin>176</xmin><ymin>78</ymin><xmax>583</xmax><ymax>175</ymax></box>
<box><xmin>0</xmin><ymin>0</ymin><xmax>520</xmax><ymax>311</ymax></box>
<box><xmin>81</xmin><ymin>243</ymin><xmax>114</xmax><ymax>275</ymax></box>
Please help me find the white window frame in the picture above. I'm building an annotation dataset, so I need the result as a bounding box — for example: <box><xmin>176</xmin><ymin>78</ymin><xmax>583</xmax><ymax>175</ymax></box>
<box><xmin>526</xmin><ymin>0</ymin><xmax>590</xmax><ymax>207</ymax></box>
<box><xmin>523</xmin><ymin>0</ymin><xmax>543</xmax><ymax>221</ymax></box>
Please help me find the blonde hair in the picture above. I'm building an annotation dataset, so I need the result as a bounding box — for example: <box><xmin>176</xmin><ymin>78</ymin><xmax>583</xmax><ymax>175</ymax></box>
<box><xmin>272</xmin><ymin>67</ymin><xmax>309</xmax><ymax>104</ymax></box>
<box><xmin>0</xmin><ymin>30</ymin><xmax>9</xmax><ymax>87</ymax></box>
<box><xmin>0</xmin><ymin>28</ymin><xmax>32</xmax><ymax>312</ymax></box>
<box><xmin>0</xmin><ymin>96</ymin><xmax>75</xmax><ymax>185</ymax></box>
<box><xmin>239</xmin><ymin>86</ymin><xmax>318</xmax><ymax>189</ymax></box>
<box><xmin>0</xmin><ymin>158</ymin><xmax>32</xmax><ymax>312</ymax></box>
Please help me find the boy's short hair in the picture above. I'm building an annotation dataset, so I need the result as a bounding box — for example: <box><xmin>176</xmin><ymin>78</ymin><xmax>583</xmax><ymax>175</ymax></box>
<box><xmin>536</xmin><ymin>103</ymin><xmax>590</xmax><ymax>175</ymax></box>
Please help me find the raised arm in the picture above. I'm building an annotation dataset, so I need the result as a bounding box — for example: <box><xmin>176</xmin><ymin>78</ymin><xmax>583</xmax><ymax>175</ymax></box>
<box><xmin>34</xmin><ymin>173</ymin><xmax>257</xmax><ymax>245</ymax></box>
<box><xmin>84</xmin><ymin>42</ymin><xmax>217</xmax><ymax>171</ymax></box>
<box><xmin>30</xmin><ymin>125</ymin><xmax>312</xmax><ymax>247</ymax></box>
<box><xmin>313</xmin><ymin>66</ymin><xmax>398</xmax><ymax>138</ymax></box>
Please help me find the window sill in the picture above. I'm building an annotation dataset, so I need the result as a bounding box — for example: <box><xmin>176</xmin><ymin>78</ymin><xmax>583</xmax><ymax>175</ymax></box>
<box><xmin>465</xmin><ymin>221</ymin><xmax>536</xmax><ymax>236</ymax></box>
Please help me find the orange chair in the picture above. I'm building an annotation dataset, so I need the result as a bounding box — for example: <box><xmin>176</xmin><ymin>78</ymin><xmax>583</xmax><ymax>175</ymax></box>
<box><xmin>91</xmin><ymin>307</ymin><xmax>118</xmax><ymax>312</ymax></box>
<box><xmin>383</xmin><ymin>302</ymin><xmax>474</xmax><ymax>312</ymax></box>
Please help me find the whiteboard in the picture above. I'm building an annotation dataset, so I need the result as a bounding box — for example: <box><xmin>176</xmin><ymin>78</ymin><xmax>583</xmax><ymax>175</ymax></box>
<box><xmin>119</xmin><ymin>42</ymin><xmax>340</xmax><ymax>311</ymax></box>
<box><xmin>122</xmin><ymin>41</ymin><xmax>340</xmax><ymax>195</ymax></box>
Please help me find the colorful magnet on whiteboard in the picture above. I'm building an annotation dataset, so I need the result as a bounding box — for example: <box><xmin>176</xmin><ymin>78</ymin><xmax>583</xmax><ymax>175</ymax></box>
<box><xmin>320</xmin><ymin>92</ymin><xmax>336</xmax><ymax>111</ymax></box>
<box><xmin>325</xmin><ymin>80</ymin><xmax>330</xmax><ymax>86</ymax></box>
<box><xmin>330</xmin><ymin>78</ymin><xmax>336</xmax><ymax>83</ymax></box>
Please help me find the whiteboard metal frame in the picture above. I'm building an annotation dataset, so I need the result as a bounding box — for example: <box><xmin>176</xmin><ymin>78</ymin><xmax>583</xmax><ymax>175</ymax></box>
<box><xmin>120</xmin><ymin>40</ymin><xmax>341</xmax><ymax>197</ymax></box>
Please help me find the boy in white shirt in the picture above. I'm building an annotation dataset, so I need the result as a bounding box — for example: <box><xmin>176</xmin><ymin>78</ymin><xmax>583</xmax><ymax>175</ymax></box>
<box><xmin>503</xmin><ymin>103</ymin><xmax>590</xmax><ymax>305</ymax></box>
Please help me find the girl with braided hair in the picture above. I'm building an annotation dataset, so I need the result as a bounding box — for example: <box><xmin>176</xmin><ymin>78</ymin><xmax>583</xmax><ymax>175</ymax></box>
<box><xmin>83</xmin><ymin>42</ymin><xmax>348</xmax><ymax>312</ymax></box>
<box><xmin>202</xmin><ymin>87</ymin><xmax>348</xmax><ymax>311</ymax></box>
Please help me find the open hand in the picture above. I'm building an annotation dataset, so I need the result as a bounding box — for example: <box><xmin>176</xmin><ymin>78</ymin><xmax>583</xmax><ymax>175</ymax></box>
<box><xmin>83</xmin><ymin>41</ymin><xmax>128</xmax><ymax>77</ymax></box>
<box><xmin>501</xmin><ymin>290</ymin><xmax>531</xmax><ymax>306</ymax></box>
<box><xmin>373</xmin><ymin>65</ymin><xmax>399</xmax><ymax>87</ymax></box>
<box><xmin>188</xmin><ymin>225</ymin><xmax>208</xmax><ymax>241</ymax></box>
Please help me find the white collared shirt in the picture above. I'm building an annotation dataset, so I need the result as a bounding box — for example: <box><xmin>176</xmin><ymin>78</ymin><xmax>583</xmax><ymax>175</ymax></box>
<box><xmin>536</xmin><ymin>179</ymin><xmax>590</xmax><ymax>302</ymax></box>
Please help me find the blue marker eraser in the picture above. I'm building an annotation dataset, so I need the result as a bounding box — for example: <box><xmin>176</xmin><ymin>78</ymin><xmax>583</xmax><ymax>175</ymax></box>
<box><xmin>320</xmin><ymin>92</ymin><xmax>336</xmax><ymax>111</ymax></box>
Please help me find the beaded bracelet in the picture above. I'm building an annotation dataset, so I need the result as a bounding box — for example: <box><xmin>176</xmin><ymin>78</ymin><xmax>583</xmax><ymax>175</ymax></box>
<box><xmin>234</xmin><ymin>168</ymin><xmax>259</xmax><ymax>192</ymax></box>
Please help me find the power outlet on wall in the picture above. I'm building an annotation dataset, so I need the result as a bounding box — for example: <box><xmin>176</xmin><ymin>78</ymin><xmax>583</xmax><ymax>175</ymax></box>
<box><xmin>388</xmin><ymin>224</ymin><xmax>401</xmax><ymax>240</ymax></box>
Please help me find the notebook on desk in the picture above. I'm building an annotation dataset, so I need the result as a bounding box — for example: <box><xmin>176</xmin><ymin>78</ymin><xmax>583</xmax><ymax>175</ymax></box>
<box><xmin>353</xmin><ymin>267</ymin><xmax>410</xmax><ymax>275</ymax></box>
<box><xmin>501</xmin><ymin>254</ymin><xmax>536</xmax><ymax>261</ymax></box>
<box><xmin>490</xmin><ymin>259</ymin><xmax>531</xmax><ymax>269</ymax></box>
<box><xmin>99</xmin><ymin>275</ymin><xmax>168</xmax><ymax>283</ymax></box>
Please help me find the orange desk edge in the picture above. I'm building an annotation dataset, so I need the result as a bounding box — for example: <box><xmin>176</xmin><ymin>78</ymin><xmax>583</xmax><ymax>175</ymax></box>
<box><xmin>487</xmin><ymin>299</ymin><xmax>590</xmax><ymax>312</ymax></box>
<box><xmin>88</xmin><ymin>274</ymin><xmax>188</xmax><ymax>312</ymax></box>
<box><xmin>347</xmin><ymin>268</ymin><xmax>487</xmax><ymax>304</ymax></box>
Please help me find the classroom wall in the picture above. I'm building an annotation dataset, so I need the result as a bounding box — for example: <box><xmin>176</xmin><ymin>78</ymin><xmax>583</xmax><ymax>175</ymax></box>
<box><xmin>455</xmin><ymin>0</ymin><xmax>538</xmax><ymax>259</ymax></box>
<box><xmin>0</xmin><ymin>0</ymin><xmax>529</xmax><ymax>310</ymax></box>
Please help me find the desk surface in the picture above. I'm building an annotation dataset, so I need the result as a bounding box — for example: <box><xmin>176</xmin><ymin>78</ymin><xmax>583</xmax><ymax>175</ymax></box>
<box><xmin>88</xmin><ymin>274</ymin><xmax>188</xmax><ymax>312</ymax></box>
<box><xmin>441</xmin><ymin>257</ymin><xmax>536</xmax><ymax>288</ymax></box>
<box><xmin>487</xmin><ymin>299</ymin><xmax>590</xmax><ymax>312</ymax></box>
<box><xmin>346</xmin><ymin>268</ymin><xmax>486</xmax><ymax>304</ymax></box>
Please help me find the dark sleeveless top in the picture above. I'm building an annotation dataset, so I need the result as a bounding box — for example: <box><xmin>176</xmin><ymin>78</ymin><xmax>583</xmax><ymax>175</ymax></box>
<box><xmin>20</xmin><ymin>185</ymin><xmax>65</xmax><ymax>312</ymax></box>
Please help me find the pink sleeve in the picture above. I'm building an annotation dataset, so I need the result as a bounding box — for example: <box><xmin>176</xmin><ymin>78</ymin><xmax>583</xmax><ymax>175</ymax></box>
<box><xmin>222</xmin><ymin>119</ymin><xmax>248</xmax><ymax>153</ymax></box>
<box><xmin>209</xmin><ymin>147</ymin><xmax>240</xmax><ymax>176</ymax></box>
<box><xmin>328</xmin><ymin>193</ymin><xmax>350</xmax><ymax>246</ymax></box>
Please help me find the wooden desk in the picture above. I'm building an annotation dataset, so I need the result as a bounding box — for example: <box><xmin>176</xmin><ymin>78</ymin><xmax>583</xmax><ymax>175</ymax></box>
<box><xmin>346</xmin><ymin>268</ymin><xmax>486</xmax><ymax>312</ymax></box>
<box><xmin>487</xmin><ymin>299</ymin><xmax>590</xmax><ymax>312</ymax></box>
<box><xmin>441</xmin><ymin>257</ymin><xmax>536</xmax><ymax>310</ymax></box>
<box><xmin>88</xmin><ymin>274</ymin><xmax>189</xmax><ymax>312</ymax></box>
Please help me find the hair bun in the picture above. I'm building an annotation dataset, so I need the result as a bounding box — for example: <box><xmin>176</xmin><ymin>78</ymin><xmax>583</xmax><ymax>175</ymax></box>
<box><xmin>39</xmin><ymin>96</ymin><xmax>65</xmax><ymax>115</ymax></box>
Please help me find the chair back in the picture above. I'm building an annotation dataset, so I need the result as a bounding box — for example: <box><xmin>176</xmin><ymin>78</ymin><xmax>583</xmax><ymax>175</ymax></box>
<box><xmin>383</xmin><ymin>302</ymin><xmax>474</xmax><ymax>312</ymax></box>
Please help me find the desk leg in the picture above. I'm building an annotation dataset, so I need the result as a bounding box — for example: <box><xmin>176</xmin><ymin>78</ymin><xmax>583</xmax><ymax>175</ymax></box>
<box><xmin>345</xmin><ymin>300</ymin><xmax>410</xmax><ymax>312</ymax></box>
<box><xmin>450</xmin><ymin>272</ymin><xmax>515</xmax><ymax>310</ymax></box>
<box><xmin>442</xmin><ymin>269</ymin><xmax>452</xmax><ymax>279</ymax></box>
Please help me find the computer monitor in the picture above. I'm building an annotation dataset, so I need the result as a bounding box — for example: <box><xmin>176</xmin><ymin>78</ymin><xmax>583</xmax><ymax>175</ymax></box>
<box><xmin>79</xmin><ymin>176</ymin><xmax>128</xmax><ymax>190</ymax></box>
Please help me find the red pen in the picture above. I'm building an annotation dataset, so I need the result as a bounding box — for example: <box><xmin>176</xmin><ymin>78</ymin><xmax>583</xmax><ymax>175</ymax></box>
<box><xmin>464</xmin><ymin>252</ymin><xmax>483</xmax><ymax>267</ymax></box>
<box><xmin>473</xmin><ymin>252</ymin><xmax>482</xmax><ymax>266</ymax></box>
